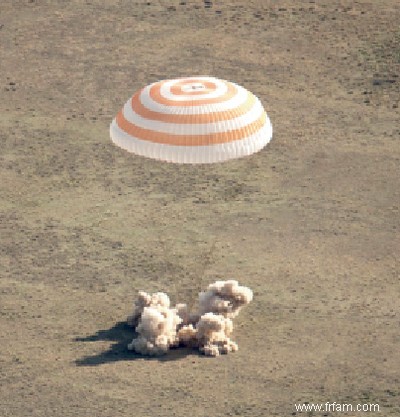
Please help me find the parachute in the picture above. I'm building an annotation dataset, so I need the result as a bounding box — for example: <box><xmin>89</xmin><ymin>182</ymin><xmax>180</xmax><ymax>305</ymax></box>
<box><xmin>110</xmin><ymin>76</ymin><xmax>273</xmax><ymax>163</ymax></box>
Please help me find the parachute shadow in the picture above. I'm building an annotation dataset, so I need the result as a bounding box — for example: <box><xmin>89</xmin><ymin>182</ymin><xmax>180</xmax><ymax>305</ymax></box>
<box><xmin>74</xmin><ymin>321</ymin><xmax>195</xmax><ymax>366</ymax></box>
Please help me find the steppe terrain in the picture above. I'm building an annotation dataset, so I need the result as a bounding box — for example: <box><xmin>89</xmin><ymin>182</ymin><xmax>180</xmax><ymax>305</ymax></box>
<box><xmin>1</xmin><ymin>1</ymin><xmax>399</xmax><ymax>416</ymax></box>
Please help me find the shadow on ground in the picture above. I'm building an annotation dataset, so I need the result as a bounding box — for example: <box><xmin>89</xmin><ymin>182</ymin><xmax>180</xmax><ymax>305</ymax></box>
<box><xmin>75</xmin><ymin>321</ymin><xmax>195</xmax><ymax>366</ymax></box>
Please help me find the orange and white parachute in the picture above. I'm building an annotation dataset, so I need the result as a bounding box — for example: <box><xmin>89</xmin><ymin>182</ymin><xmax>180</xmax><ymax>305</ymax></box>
<box><xmin>110</xmin><ymin>76</ymin><xmax>272</xmax><ymax>163</ymax></box>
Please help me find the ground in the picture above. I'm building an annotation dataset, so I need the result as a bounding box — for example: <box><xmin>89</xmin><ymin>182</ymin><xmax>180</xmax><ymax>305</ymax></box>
<box><xmin>0</xmin><ymin>1</ymin><xmax>399</xmax><ymax>416</ymax></box>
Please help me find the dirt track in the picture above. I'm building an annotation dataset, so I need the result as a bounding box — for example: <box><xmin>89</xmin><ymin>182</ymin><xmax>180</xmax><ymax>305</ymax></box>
<box><xmin>1</xmin><ymin>1</ymin><xmax>399</xmax><ymax>416</ymax></box>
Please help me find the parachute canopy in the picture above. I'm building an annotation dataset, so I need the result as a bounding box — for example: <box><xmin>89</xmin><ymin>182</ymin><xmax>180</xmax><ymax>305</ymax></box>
<box><xmin>110</xmin><ymin>76</ymin><xmax>272</xmax><ymax>164</ymax></box>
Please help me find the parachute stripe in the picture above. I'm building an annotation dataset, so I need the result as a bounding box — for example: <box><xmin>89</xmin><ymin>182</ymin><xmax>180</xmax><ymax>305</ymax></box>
<box><xmin>140</xmin><ymin>83</ymin><xmax>249</xmax><ymax>115</ymax></box>
<box><xmin>116</xmin><ymin>110</ymin><xmax>267</xmax><ymax>146</ymax></box>
<box><xmin>110</xmin><ymin>118</ymin><xmax>273</xmax><ymax>164</ymax></box>
<box><xmin>123</xmin><ymin>96</ymin><xmax>264</xmax><ymax>135</ymax></box>
<box><xmin>131</xmin><ymin>91</ymin><xmax>256</xmax><ymax>124</ymax></box>
<box><xmin>150</xmin><ymin>79</ymin><xmax>236</xmax><ymax>106</ymax></box>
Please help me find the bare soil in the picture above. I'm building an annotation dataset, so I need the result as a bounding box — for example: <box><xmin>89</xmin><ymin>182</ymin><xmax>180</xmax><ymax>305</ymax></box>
<box><xmin>1</xmin><ymin>1</ymin><xmax>399</xmax><ymax>416</ymax></box>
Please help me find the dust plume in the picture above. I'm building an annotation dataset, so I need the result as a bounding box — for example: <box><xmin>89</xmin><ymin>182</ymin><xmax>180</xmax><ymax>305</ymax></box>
<box><xmin>127</xmin><ymin>280</ymin><xmax>253</xmax><ymax>357</ymax></box>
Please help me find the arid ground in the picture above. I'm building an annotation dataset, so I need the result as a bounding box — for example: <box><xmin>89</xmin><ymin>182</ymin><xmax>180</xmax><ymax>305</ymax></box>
<box><xmin>1</xmin><ymin>1</ymin><xmax>399</xmax><ymax>416</ymax></box>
